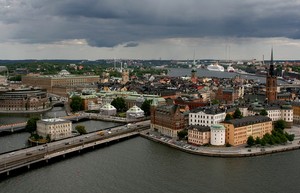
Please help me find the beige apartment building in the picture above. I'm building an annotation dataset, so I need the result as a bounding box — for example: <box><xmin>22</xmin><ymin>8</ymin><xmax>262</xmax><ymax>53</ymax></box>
<box><xmin>221</xmin><ymin>115</ymin><xmax>272</xmax><ymax>146</ymax></box>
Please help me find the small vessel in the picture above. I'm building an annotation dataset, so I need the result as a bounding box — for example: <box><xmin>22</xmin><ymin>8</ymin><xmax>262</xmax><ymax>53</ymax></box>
<box><xmin>227</xmin><ymin>66</ymin><xmax>235</xmax><ymax>72</ymax></box>
<box><xmin>207</xmin><ymin>63</ymin><xmax>225</xmax><ymax>72</ymax></box>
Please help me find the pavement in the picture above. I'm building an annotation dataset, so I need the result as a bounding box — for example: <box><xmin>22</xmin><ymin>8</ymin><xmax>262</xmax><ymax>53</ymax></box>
<box><xmin>141</xmin><ymin>126</ymin><xmax>300</xmax><ymax>157</ymax></box>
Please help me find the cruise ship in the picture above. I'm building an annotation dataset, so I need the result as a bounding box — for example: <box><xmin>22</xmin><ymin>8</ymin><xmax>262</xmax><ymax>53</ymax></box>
<box><xmin>227</xmin><ymin>66</ymin><xmax>235</xmax><ymax>72</ymax></box>
<box><xmin>207</xmin><ymin>63</ymin><xmax>225</xmax><ymax>72</ymax></box>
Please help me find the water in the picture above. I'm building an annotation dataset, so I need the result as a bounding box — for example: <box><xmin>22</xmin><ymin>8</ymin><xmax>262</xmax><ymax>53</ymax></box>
<box><xmin>0</xmin><ymin>106</ymin><xmax>121</xmax><ymax>153</ymax></box>
<box><xmin>0</xmin><ymin>107</ymin><xmax>67</xmax><ymax>125</ymax></box>
<box><xmin>0</xmin><ymin>137</ymin><xmax>300</xmax><ymax>193</ymax></box>
<box><xmin>167</xmin><ymin>68</ymin><xmax>286</xmax><ymax>84</ymax></box>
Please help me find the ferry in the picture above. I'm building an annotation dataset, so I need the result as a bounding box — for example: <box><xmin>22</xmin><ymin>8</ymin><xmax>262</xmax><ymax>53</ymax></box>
<box><xmin>207</xmin><ymin>63</ymin><xmax>225</xmax><ymax>72</ymax></box>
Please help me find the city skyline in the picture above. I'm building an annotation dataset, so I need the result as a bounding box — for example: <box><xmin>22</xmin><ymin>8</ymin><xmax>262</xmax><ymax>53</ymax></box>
<box><xmin>1</xmin><ymin>0</ymin><xmax>300</xmax><ymax>60</ymax></box>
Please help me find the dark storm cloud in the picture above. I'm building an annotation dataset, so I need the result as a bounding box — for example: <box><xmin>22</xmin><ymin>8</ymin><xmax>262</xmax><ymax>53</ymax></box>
<box><xmin>1</xmin><ymin>0</ymin><xmax>300</xmax><ymax>47</ymax></box>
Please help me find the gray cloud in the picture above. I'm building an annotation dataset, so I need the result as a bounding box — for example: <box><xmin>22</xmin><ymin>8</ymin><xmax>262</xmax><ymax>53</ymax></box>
<box><xmin>1</xmin><ymin>0</ymin><xmax>300</xmax><ymax>47</ymax></box>
<box><xmin>123</xmin><ymin>42</ymin><xmax>139</xmax><ymax>47</ymax></box>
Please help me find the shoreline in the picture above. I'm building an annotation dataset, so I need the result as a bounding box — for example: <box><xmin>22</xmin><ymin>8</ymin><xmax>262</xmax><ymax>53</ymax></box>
<box><xmin>140</xmin><ymin>131</ymin><xmax>300</xmax><ymax>158</ymax></box>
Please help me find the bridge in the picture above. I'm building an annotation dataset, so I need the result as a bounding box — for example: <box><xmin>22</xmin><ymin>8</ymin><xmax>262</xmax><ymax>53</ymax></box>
<box><xmin>0</xmin><ymin>120</ymin><xmax>150</xmax><ymax>177</ymax></box>
<box><xmin>0</xmin><ymin>114</ymin><xmax>89</xmax><ymax>133</ymax></box>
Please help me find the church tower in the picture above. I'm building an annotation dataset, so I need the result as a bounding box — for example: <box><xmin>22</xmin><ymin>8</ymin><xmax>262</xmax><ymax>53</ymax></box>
<box><xmin>266</xmin><ymin>48</ymin><xmax>277</xmax><ymax>103</ymax></box>
<box><xmin>121</xmin><ymin>68</ymin><xmax>129</xmax><ymax>84</ymax></box>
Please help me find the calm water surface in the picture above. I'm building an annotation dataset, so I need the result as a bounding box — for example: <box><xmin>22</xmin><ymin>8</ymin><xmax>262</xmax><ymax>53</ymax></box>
<box><xmin>0</xmin><ymin>137</ymin><xmax>299</xmax><ymax>193</ymax></box>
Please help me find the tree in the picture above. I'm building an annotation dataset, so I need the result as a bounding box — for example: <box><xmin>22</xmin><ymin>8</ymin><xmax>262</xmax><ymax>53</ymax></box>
<box><xmin>260</xmin><ymin>109</ymin><xmax>268</xmax><ymax>116</ymax></box>
<box><xmin>70</xmin><ymin>96</ymin><xmax>83</xmax><ymax>112</ymax></box>
<box><xmin>247</xmin><ymin>136</ymin><xmax>255</xmax><ymax>147</ymax></box>
<box><xmin>75</xmin><ymin>125</ymin><xmax>87</xmax><ymax>135</ymax></box>
<box><xmin>141</xmin><ymin>99</ymin><xmax>152</xmax><ymax>116</ymax></box>
<box><xmin>274</xmin><ymin>120</ymin><xmax>287</xmax><ymax>130</ymax></box>
<box><xmin>255</xmin><ymin>137</ymin><xmax>261</xmax><ymax>145</ymax></box>
<box><xmin>111</xmin><ymin>97</ymin><xmax>127</xmax><ymax>112</ymax></box>
<box><xmin>211</xmin><ymin>99</ymin><xmax>219</xmax><ymax>105</ymax></box>
<box><xmin>225</xmin><ymin>113</ymin><xmax>233</xmax><ymax>121</ymax></box>
<box><xmin>177</xmin><ymin>130</ymin><xmax>188</xmax><ymax>140</ymax></box>
<box><xmin>25</xmin><ymin>117</ymin><xmax>40</xmax><ymax>133</ymax></box>
<box><xmin>233</xmin><ymin>108</ymin><xmax>243</xmax><ymax>119</ymax></box>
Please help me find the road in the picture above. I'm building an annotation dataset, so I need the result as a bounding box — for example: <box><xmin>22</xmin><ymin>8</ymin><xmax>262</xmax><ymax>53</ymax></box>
<box><xmin>0</xmin><ymin>120</ymin><xmax>150</xmax><ymax>172</ymax></box>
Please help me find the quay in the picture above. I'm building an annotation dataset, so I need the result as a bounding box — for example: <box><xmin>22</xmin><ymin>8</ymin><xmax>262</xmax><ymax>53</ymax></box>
<box><xmin>0</xmin><ymin>121</ymin><xmax>150</xmax><ymax>178</ymax></box>
<box><xmin>139</xmin><ymin>130</ymin><xmax>300</xmax><ymax>158</ymax></box>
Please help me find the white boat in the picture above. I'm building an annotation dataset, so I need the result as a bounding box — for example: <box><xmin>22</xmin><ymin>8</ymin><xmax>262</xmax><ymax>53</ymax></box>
<box><xmin>227</xmin><ymin>66</ymin><xmax>235</xmax><ymax>72</ymax></box>
<box><xmin>207</xmin><ymin>63</ymin><xmax>225</xmax><ymax>72</ymax></box>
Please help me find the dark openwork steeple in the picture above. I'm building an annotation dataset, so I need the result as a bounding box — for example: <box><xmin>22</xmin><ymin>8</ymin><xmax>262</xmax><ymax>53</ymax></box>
<box><xmin>266</xmin><ymin>48</ymin><xmax>277</xmax><ymax>103</ymax></box>
<box><xmin>268</xmin><ymin>48</ymin><xmax>275</xmax><ymax>77</ymax></box>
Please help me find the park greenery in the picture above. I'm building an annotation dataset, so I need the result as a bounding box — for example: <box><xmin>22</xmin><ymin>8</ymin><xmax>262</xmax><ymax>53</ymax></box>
<box><xmin>75</xmin><ymin>125</ymin><xmax>87</xmax><ymax>135</ymax></box>
<box><xmin>141</xmin><ymin>99</ymin><xmax>152</xmax><ymax>116</ymax></box>
<box><xmin>111</xmin><ymin>97</ymin><xmax>127</xmax><ymax>112</ymax></box>
<box><xmin>25</xmin><ymin>117</ymin><xmax>40</xmax><ymax>133</ymax></box>
<box><xmin>247</xmin><ymin>120</ymin><xmax>294</xmax><ymax>147</ymax></box>
<box><xmin>259</xmin><ymin>109</ymin><xmax>268</xmax><ymax>116</ymax></box>
<box><xmin>177</xmin><ymin>130</ymin><xmax>188</xmax><ymax>140</ymax></box>
<box><xmin>70</xmin><ymin>96</ymin><xmax>84</xmax><ymax>112</ymax></box>
<box><xmin>233</xmin><ymin>108</ymin><xmax>243</xmax><ymax>119</ymax></box>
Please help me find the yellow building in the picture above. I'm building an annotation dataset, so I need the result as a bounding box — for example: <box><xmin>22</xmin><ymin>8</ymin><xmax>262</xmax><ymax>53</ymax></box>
<box><xmin>22</xmin><ymin>75</ymin><xmax>99</xmax><ymax>94</ymax></box>
<box><xmin>292</xmin><ymin>102</ymin><xmax>300</xmax><ymax>124</ymax></box>
<box><xmin>221</xmin><ymin>115</ymin><xmax>272</xmax><ymax>146</ymax></box>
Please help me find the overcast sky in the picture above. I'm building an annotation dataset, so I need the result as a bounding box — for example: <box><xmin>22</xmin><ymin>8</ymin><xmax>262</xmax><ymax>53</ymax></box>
<box><xmin>1</xmin><ymin>0</ymin><xmax>300</xmax><ymax>60</ymax></box>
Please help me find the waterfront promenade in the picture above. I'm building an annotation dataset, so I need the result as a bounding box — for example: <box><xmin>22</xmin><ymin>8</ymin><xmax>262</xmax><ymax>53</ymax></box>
<box><xmin>140</xmin><ymin>126</ymin><xmax>300</xmax><ymax>158</ymax></box>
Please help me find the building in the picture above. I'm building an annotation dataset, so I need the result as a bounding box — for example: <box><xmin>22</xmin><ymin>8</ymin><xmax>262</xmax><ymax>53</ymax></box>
<box><xmin>187</xmin><ymin>125</ymin><xmax>210</xmax><ymax>145</ymax></box>
<box><xmin>121</xmin><ymin>69</ymin><xmax>129</xmax><ymax>84</ymax></box>
<box><xmin>99</xmin><ymin>103</ymin><xmax>117</xmax><ymax>116</ymax></box>
<box><xmin>266</xmin><ymin>49</ymin><xmax>277</xmax><ymax>103</ymax></box>
<box><xmin>210</xmin><ymin>124</ymin><xmax>226</xmax><ymax>146</ymax></box>
<box><xmin>246</xmin><ymin>101</ymin><xmax>293</xmax><ymax>127</ymax></box>
<box><xmin>0</xmin><ymin>87</ymin><xmax>51</xmax><ymax>112</ymax></box>
<box><xmin>222</xmin><ymin>115</ymin><xmax>272</xmax><ymax>146</ymax></box>
<box><xmin>22</xmin><ymin>75</ymin><xmax>99</xmax><ymax>94</ymax></box>
<box><xmin>36</xmin><ymin>118</ymin><xmax>72</xmax><ymax>141</ymax></box>
<box><xmin>151</xmin><ymin>100</ymin><xmax>189</xmax><ymax>138</ymax></box>
<box><xmin>189</xmin><ymin>107</ymin><xmax>226</xmax><ymax>127</ymax></box>
<box><xmin>292</xmin><ymin>102</ymin><xmax>300</xmax><ymax>124</ymax></box>
<box><xmin>126</xmin><ymin>105</ymin><xmax>145</xmax><ymax>120</ymax></box>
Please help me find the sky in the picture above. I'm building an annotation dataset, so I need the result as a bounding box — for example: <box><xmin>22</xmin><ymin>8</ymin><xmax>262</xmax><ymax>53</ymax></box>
<box><xmin>1</xmin><ymin>0</ymin><xmax>300</xmax><ymax>60</ymax></box>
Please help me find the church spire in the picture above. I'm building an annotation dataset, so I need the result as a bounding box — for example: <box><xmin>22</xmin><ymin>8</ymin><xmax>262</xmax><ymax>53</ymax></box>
<box><xmin>269</xmin><ymin>47</ymin><xmax>275</xmax><ymax>77</ymax></box>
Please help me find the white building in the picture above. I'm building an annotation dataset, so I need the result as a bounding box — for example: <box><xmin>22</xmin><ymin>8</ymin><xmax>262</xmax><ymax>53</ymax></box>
<box><xmin>189</xmin><ymin>107</ymin><xmax>226</xmax><ymax>127</ymax></box>
<box><xmin>126</xmin><ymin>105</ymin><xmax>144</xmax><ymax>120</ymax></box>
<box><xmin>210</xmin><ymin>124</ymin><xmax>226</xmax><ymax>146</ymax></box>
<box><xmin>37</xmin><ymin>118</ymin><xmax>72</xmax><ymax>141</ymax></box>
<box><xmin>247</xmin><ymin>101</ymin><xmax>293</xmax><ymax>127</ymax></box>
<box><xmin>99</xmin><ymin>103</ymin><xmax>117</xmax><ymax>116</ymax></box>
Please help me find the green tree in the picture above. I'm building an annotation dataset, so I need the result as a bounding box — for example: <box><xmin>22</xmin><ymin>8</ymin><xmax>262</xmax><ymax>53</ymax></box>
<box><xmin>25</xmin><ymin>117</ymin><xmax>40</xmax><ymax>133</ymax></box>
<box><xmin>247</xmin><ymin>136</ymin><xmax>255</xmax><ymax>147</ymax></box>
<box><xmin>111</xmin><ymin>97</ymin><xmax>127</xmax><ymax>112</ymax></box>
<box><xmin>141</xmin><ymin>99</ymin><xmax>152</xmax><ymax>116</ymax></box>
<box><xmin>75</xmin><ymin>125</ymin><xmax>87</xmax><ymax>135</ymax></box>
<box><xmin>177</xmin><ymin>130</ymin><xmax>188</xmax><ymax>140</ymax></box>
<box><xmin>46</xmin><ymin>134</ymin><xmax>51</xmax><ymax>142</ymax></box>
<box><xmin>70</xmin><ymin>96</ymin><xmax>83</xmax><ymax>112</ymax></box>
<box><xmin>260</xmin><ymin>109</ymin><xmax>268</xmax><ymax>116</ymax></box>
<box><xmin>211</xmin><ymin>99</ymin><xmax>219</xmax><ymax>105</ymax></box>
<box><xmin>274</xmin><ymin>120</ymin><xmax>287</xmax><ymax>130</ymax></box>
<box><xmin>225</xmin><ymin>113</ymin><xmax>233</xmax><ymax>121</ymax></box>
<box><xmin>255</xmin><ymin>137</ymin><xmax>261</xmax><ymax>145</ymax></box>
<box><xmin>233</xmin><ymin>108</ymin><xmax>243</xmax><ymax>119</ymax></box>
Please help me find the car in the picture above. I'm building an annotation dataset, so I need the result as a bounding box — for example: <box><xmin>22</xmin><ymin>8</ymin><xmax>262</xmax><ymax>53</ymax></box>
<box><xmin>65</xmin><ymin>142</ymin><xmax>70</xmax><ymax>145</ymax></box>
<box><xmin>26</xmin><ymin>152</ymin><xmax>32</xmax><ymax>155</ymax></box>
